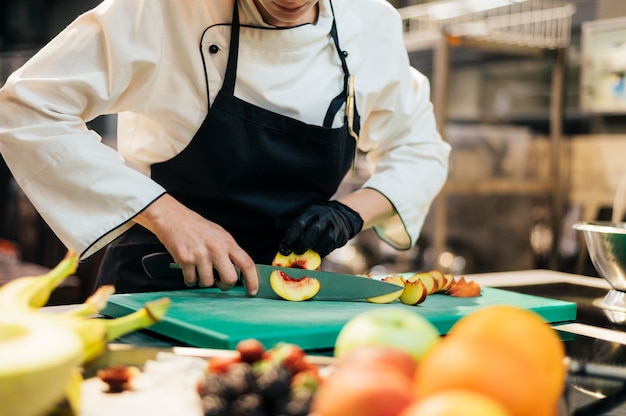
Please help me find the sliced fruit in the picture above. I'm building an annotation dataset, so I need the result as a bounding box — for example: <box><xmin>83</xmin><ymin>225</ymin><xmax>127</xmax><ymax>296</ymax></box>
<box><xmin>407</xmin><ymin>273</ymin><xmax>438</xmax><ymax>295</ymax></box>
<box><xmin>272</xmin><ymin>249</ymin><xmax>322</xmax><ymax>271</ymax></box>
<box><xmin>440</xmin><ymin>273</ymin><xmax>455</xmax><ymax>292</ymax></box>
<box><xmin>399</xmin><ymin>278</ymin><xmax>428</xmax><ymax>306</ymax></box>
<box><xmin>427</xmin><ymin>270</ymin><xmax>446</xmax><ymax>293</ymax></box>
<box><xmin>366</xmin><ymin>275</ymin><xmax>405</xmax><ymax>304</ymax></box>
<box><xmin>446</xmin><ymin>276</ymin><xmax>481</xmax><ymax>298</ymax></box>
<box><xmin>269</xmin><ymin>270</ymin><xmax>321</xmax><ymax>301</ymax></box>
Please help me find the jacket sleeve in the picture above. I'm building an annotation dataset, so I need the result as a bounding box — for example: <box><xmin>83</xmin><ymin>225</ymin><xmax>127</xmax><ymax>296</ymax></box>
<box><xmin>0</xmin><ymin>0</ymin><xmax>167</xmax><ymax>258</ymax></box>
<box><xmin>358</xmin><ymin>6</ymin><xmax>450</xmax><ymax>250</ymax></box>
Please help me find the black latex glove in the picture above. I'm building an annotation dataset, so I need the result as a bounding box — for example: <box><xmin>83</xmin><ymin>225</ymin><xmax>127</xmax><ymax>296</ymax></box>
<box><xmin>279</xmin><ymin>200</ymin><xmax>364</xmax><ymax>257</ymax></box>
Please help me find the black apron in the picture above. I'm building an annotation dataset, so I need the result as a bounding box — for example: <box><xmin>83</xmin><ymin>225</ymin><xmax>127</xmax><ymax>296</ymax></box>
<box><xmin>96</xmin><ymin>0</ymin><xmax>359</xmax><ymax>293</ymax></box>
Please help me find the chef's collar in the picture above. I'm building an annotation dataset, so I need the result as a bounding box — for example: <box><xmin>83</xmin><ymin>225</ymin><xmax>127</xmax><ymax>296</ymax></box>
<box><xmin>238</xmin><ymin>0</ymin><xmax>330</xmax><ymax>28</ymax></box>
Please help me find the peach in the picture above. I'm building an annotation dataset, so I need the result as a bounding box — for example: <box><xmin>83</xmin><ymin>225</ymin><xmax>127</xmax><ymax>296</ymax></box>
<box><xmin>400</xmin><ymin>278</ymin><xmax>428</xmax><ymax>306</ymax></box>
<box><xmin>311</xmin><ymin>362</ymin><xmax>413</xmax><ymax>416</ymax></box>
<box><xmin>366</xmin><ymin>275</ymin><xmax>405</xmax><ymax>304</ymax></box>
<box><xmin>335</xmin><ymin>345</ymin><xmax>418</xmax><ymax>381</ymax></box>
<box><xmin>269</xmin><ymin>270</ymin><xmax>320</xmax><ymax>301</ymax></box>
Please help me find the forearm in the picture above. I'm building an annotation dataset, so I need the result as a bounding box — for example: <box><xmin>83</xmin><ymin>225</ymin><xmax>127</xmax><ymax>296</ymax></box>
<box><xmin>339</xmin><ymin>188</ymin><xmax>394</xmax><ymax>231</ymax></box>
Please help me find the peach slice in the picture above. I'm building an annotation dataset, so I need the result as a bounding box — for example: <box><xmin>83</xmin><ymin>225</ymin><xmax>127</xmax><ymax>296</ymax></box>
<box><xmin>440</xmin><ymin>274</ymin><xmax>455</xmax><ymax>292</ymax></box>
<box><xmin>272</xmin><ymin>249</ymin><xmax>321</xmax><ymax>270</ymax></box>
<box><xmin>399</xmin><ymin>278</ymin><xmax>428</xmax><ymax>306</ymax></box>
<box><xmin>269</xmin><ymin>270</ymin><xmax>321</xmax><ymax>301</ymax></box>
<box><xmin>446</xmin><ymin>276</ymin><xmax>481</xmax><ymax>298</ymax></box>
<box><xmin>407</xmin><ymin>273</ymin><xmax>438</xmax><ymax>295</ymax></box>
<box><xmin>366</xmin><ymin>275</ymin><xmax>406</xmax><ymax>304</ymax></box>
<box><xmin>427</xmin><ymin>270</ymin><xmax>446</xmax><ymax>293</ymax></box>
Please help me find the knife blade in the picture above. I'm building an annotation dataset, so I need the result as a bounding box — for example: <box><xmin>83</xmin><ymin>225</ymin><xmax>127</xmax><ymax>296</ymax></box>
<box><xmin>141</xmin><ymin>252</ymin><xmax>403</xmax><ymax>301</ymax></box>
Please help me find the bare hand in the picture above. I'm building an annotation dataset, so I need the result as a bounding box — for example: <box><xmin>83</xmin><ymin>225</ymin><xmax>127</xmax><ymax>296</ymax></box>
<box><xmin>133</xmin><ymin>194</ymin><xmax>258</xmax><ymax>295</ymax></box>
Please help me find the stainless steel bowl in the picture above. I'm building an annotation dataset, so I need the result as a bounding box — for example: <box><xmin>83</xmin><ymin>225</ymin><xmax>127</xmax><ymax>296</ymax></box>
<box><xmin>573</xmin><ymin>221</ymin><xmax>626</xmax><ymax>312</ymax></box>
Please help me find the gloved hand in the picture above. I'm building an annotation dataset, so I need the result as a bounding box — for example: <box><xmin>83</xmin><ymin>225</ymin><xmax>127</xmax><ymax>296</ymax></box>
<box><xmin>279</xmin><ymin>200</ymin><xmax>364</xmax><ymax>257</ymax></box>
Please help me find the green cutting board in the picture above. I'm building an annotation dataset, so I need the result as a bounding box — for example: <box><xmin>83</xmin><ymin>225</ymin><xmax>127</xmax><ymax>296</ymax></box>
<box><xmin>102</xmin><ymin>286</ymin><xmax>576</xmax><ymax>352</ymax></box>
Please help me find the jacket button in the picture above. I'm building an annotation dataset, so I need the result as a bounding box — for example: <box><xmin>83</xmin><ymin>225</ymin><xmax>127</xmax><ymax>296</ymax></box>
<box><xmin>209</xmin><ymin>44</ymin><xmax>219</xmax><ymax>54</ymax></box>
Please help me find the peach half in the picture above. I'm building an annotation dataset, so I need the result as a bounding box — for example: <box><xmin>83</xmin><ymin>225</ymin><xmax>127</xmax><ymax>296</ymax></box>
<box><xmin>366</xmin><ymin>275</ymin><xmax>405</xmax><ymax>304</ymax></box>
<box><xmin>269</xmin><ymin>270</ymin><xmax>321</xmax><ymax>301</ymax></box>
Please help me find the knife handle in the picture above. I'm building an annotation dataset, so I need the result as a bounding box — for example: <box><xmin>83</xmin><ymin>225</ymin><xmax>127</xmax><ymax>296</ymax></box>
<box><xmin>141</xmin><ymin>252</ymin><xmax>242</xmax><ymax>282</ymax></box>
<box><xmin>142</xmin><ymin>252</ymin><xmax>183</xmax><ymax>279</ymax></box>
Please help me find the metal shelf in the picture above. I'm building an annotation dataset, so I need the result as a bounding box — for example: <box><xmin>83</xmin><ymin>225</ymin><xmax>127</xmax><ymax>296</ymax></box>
<box><xmin>397</xmin><ymin>0</ymin><xmax>576</xmax><ymax>269</ymax></box>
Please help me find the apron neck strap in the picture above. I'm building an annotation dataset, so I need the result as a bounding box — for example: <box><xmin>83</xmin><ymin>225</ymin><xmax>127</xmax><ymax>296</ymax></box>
<box><xmin>222</xmin><ymin>0</ymin><xmax>242</xmax><ymax>96</ymax></box>
<box><xmin>323</xmin><ymin>1</ymin><xmax>360</xmax><ymax>134</ymax></box>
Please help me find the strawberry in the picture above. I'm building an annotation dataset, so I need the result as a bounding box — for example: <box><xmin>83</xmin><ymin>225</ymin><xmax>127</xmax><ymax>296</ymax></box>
<box><xmin>266</xmin><ymin>343</ymin><xmax>308</xmax><ymax>374</ymax></box>
<box><xmin>236</xmin><ymin>338</ymin><xmax>266</xmax><ymax>364</ymax></box>
<box><xmin>207</xmin><ymin>355</ymin><xmax>241</xmax><ymax>374</ymax></box>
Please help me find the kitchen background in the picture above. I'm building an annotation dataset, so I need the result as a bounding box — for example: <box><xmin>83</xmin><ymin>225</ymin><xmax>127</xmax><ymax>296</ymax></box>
<box><xmin>1</xmin><ymin>0</ymin><xmax>626</xmax><ymax>302</ymax></box>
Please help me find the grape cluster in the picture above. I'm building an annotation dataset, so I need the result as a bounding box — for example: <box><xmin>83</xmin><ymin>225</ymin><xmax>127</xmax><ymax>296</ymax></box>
<box><xmin>200</xmin><ymin>340</ymin><xmax>319</xmax><ymax>416</ymax></box>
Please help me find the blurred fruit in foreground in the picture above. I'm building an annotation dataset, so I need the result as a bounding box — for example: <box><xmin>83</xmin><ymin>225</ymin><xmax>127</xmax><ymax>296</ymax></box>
<box><xmin>335</xmin><ymin>345</ymin><xmax>418</xmax><ymax>380</ymax></box>
<box><xmin>414</xmin><ymin>305</ymin><xmax>565</xmax><ymax>416</ymax></box>
<box><xmin>202</xmin><ymin>340</ymin><xmax>320</xmax><ymax>416</ymax></box>
<box><xmin>399</xmin><ymin>389</ymin><xmax>512</xmax><ymax>416</ymax></box>
<box><xmin>333</xmin><ymin>307</ymin><xmax>441</xmax><ymax>361</ymax></box>
<box><xmin>447</xmin><ymin>305</ymin><xmax>566</xmax><ymax>403</ymax></box>
<box><xmin>311</xmin><ymin>345</ymin><xmax>414</xmax><ymax>416</ymax></box>
<box><xmin>0</xmin><ymin>251</ymin><xmax>171</xmax><ymax>416</ymax></box>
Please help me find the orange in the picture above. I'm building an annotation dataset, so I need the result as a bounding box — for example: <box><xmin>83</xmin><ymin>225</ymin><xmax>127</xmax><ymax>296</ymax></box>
<box><xmin>400</xmin><ymin>389</ymin><xmax>512</xmax><ymax>416</ymax></box>
<box><xmin>413</xmin><ymin>335</ymin><xmax>553</xmax><ymax>416</ymax></box>
<box><xmin>447</xmin><ymin>305</ymin><xmax>566</xmax><ymax>404</ymax></box>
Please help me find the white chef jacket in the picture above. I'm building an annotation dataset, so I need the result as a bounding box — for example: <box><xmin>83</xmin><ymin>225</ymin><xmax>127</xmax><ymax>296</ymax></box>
<box><xmin>0</xmin><ymin>0</ymin><xmax>450</xmax><ymax>259</ymax></box>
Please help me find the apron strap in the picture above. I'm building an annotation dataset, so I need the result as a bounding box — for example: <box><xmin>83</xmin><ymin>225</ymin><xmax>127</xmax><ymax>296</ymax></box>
<box><xmin>222</xmin><ymin>0</ymin><xmax>241</xmax><ymax>96</ymax></box>
<box><xmin>323</xmin><ymin>1</ymin><xmax>361</xmax><ymax>136</ymax></box>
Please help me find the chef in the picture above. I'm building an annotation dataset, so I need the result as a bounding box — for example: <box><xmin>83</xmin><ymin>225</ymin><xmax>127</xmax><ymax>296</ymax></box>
<box><xmin>0</xmin><ymin>0</ymin><xmax>450</xmax><ymax>295</ymax></box>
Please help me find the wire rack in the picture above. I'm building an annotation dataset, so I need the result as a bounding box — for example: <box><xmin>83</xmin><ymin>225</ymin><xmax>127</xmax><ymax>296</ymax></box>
<box><xmin>399</xmin><ymin>0</ymin><xmax>576</xmax><ymax>52</ymax></box>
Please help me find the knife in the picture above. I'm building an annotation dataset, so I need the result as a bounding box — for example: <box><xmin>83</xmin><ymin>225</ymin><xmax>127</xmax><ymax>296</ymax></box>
<box><xmin>141</xmin><ymin>252</ymin><xmax>403</xmax><ymax>300</ymax></box>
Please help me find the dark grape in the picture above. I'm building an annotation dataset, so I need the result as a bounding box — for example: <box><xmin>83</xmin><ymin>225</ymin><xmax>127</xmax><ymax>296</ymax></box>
<box><xmin>255</xmin><ymin>362</ymin><xmax>292</xmax><ymax>401</ymax></box>
<box><xmin>201</xmin><ymin>394</ymin><xmax>229</xmax><ymax>416</ymax></box>
<box><xmin>230</xmin><ymin>393</ymin><xmax>266</xmax><ymax>416</ymax></box>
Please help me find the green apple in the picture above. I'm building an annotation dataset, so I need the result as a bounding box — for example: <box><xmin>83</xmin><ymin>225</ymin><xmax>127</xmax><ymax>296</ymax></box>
<box><xmin>334</xmin><ymin>307</ymin><xmax>441</xmax><ymax>362</ymax></box>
